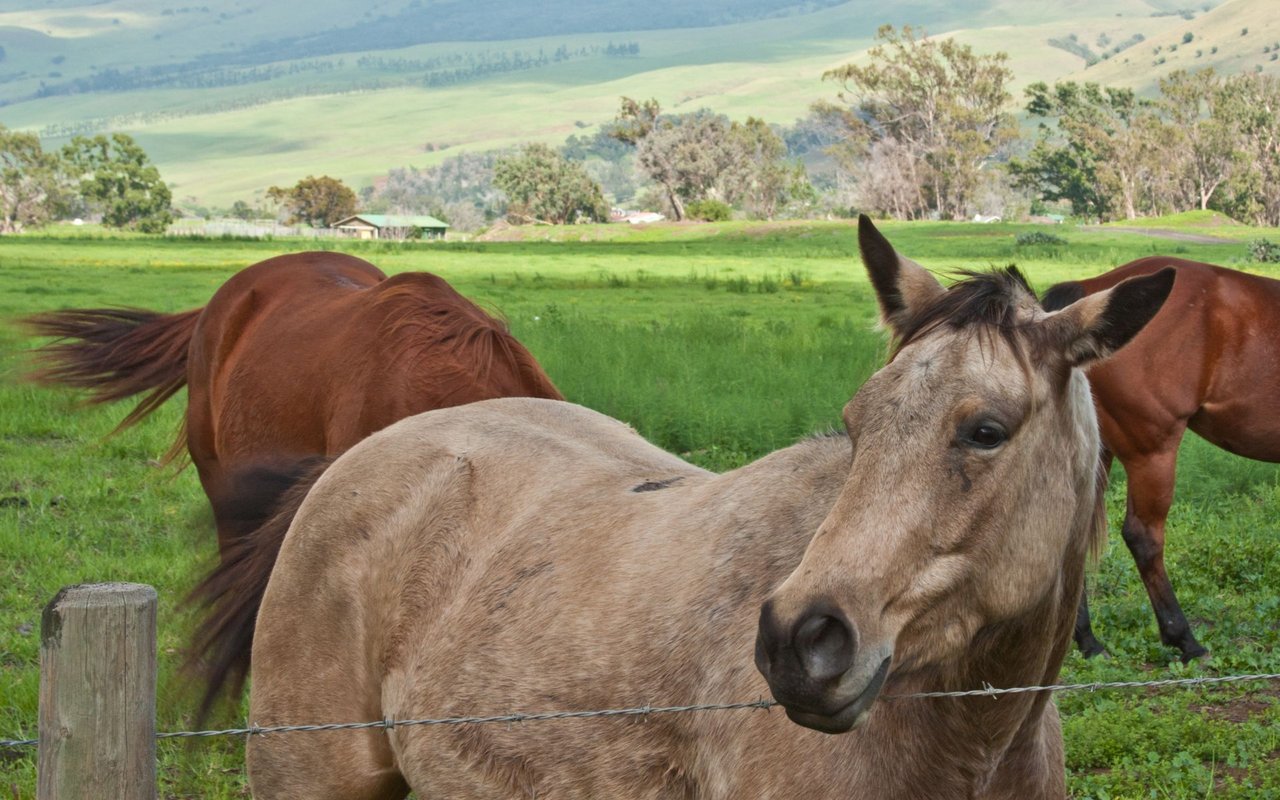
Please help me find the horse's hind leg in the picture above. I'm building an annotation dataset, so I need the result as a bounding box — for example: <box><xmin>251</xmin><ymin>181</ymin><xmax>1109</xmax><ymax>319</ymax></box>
<box><xmin>248</xmin><ymin>727</ymin><xmax>409</xmax><ymax>800</ymax></box>
<box><xmin>1120</xmin><ymin>449</ymin><xmax>1208</xmax><ymax>661</ymax></box>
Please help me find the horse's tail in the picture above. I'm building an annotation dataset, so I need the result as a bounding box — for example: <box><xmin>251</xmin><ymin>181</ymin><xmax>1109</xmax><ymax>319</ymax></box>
<box><xmin>1040</xmin><ymin>281</ymin><xmax>1087</xmax><ymax>312</ymax></box>
<box><xmin>186</xmin><ymin>456</ymin><xmax>335</xmax><ymax>723</ymax></box>
<box><xmin>24</xmin><ymin>307</ymin><xmax>203</xmax><ymax>446</ymax></box>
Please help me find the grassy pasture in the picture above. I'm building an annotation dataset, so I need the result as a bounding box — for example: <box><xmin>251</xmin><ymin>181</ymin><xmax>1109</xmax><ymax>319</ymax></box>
<box><xmin>1</xmin><ymin>220</ymin><xmax>1279</xmax><ymax>798</ymax></box>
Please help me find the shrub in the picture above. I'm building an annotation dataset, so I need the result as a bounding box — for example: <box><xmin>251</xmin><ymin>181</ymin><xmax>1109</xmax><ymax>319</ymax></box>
<box><xmin>1016</xmin><ymin>231</ymin><xmax>1068</xmax><ymax>247</ymax></box>
<box><xmin>685</xmin><ymin>199</ymin><xmax>732</xmax><ymax>222</ymax></box>
<box><xmin>1247</xmin><ymin>238</ymin><xmax>1280</xmax><ymax>262</ymax></box>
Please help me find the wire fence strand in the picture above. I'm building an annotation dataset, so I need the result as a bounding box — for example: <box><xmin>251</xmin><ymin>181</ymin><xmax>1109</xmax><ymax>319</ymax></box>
<box><xmin>4</xmin><ymin>672</ymin><xmax>1279</xmax><ymax>750</ymax></box>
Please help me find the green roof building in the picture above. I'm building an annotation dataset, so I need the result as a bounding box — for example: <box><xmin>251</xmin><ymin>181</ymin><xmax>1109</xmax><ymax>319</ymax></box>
<box><xmin>332</xmin><ymin>214</ymin><xmax>450</xmax><ymax>240</ymax></box>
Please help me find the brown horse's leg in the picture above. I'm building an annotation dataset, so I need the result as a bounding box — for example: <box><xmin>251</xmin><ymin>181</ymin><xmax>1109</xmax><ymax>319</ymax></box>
<box><xmin>1073</xmin><ymin>593</ymin><xmax>1107</xmax><ymax>658</ymax></box>
<box><xmin>1121</xmin><ymin>451</ymin><xmax>1208</xmax><ymax>661</ymax></box>
<box><xmin>1074</xmin><ymin>450</ymin><xmax>1113</xmax><ymax>658</ymax></box>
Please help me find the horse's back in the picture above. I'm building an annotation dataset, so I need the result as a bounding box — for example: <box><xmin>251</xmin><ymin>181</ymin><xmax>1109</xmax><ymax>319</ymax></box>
<box><xmin>1055</xmin><ymin>257</ymin><xmax>1280</xmax><ymax>460</ymax></box>
<box><xmin>250</xmin><ymin>399</ymin><xmax>719</xmax><ymax>797</ymax></box>
<box><xmin>281</xmin><ymin>398</ymin><xmax>707</xmax><ymax>552</ymax></box>
<box><xmin>192</xmin><ymin>251</ymin><xmax>387</xmax><ymax>371</ymax></box>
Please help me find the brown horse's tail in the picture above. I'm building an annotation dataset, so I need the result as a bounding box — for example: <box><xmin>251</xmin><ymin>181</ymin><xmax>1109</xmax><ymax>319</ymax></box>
<box><xmin>186</xmin><ymin>456</ymin><xmax>334</xmax><ymax>723</ymax></box>
<box><xmin>24</xmin><ymin>307</ymin><xmax>203</xmax><ymax>455</ymax></box>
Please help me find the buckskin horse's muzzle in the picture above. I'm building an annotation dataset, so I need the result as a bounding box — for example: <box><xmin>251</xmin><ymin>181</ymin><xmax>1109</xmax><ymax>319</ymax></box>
<box><xmin>755</xmin><ymin>599</ymin><xmax>891</xmax><ymax>734</ymax></box>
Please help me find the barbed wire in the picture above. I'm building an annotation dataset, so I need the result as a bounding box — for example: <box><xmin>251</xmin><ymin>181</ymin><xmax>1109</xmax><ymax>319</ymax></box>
<box><xmin>3</xmin><ymin>672</ymin><xmax>1278</xmax><ymax>750</ymax></box>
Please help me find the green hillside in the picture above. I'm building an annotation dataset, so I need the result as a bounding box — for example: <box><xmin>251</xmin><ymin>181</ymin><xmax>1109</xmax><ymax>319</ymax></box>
<box><xmin>1064</xmin><ymin>0</ymin><xmax>1280</xmax><ymax>89</ymax></box>
<box><xmin>1</xmin><ymin>0</ymin><xmax>1274</xmax><ymax>207</ymax></box>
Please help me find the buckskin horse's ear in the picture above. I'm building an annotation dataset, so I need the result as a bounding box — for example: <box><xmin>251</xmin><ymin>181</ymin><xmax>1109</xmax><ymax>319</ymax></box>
<box><xmin>1040</xmin><ymin>267</ymin><xmax>1175</xmax><ymax>367</ymax></box>
<box><xmin>858</xmin><ymin>214</ymin><xmax>944</xmax><ymax>335</ymax></box>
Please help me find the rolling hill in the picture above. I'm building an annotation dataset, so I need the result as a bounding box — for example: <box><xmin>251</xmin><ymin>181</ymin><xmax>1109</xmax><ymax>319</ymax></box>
<box><xmin>0</xmin><ymin>0</ymin><xmax>1274</xmax><ymax>208</ymax></box>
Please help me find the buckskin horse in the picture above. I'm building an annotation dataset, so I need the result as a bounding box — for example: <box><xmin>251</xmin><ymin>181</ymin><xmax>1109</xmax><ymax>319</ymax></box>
<box><xmin>26</xmin><ymin>251</ymin><xmax>563</xmax><ymax>713</ymax></box>
<box><xmin>1042</xmin><ymin>257</ymin><xmax>1280</xmax><ymax>662</ymax></box>
<box><xmin>236</xmin><ymin>217</ymin><xmax>1171</xmax><ymax>799</ymax></box>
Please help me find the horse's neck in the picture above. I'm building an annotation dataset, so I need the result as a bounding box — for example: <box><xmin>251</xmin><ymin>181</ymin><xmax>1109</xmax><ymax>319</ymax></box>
<box><xmin>703</xmin><ymin>433</ymin><xmax>853</xmax><ymax>563</ymax></box>
<box><xmin>711</xmin><ymin>432</ymin><xmax>1080</xmax><ymax>793</ymax></box>
<box><xmin>694</xmin><ymin>434</ymin><xmax>1075</xmax><ymax>796</ymax></box>
<box><xmin>858</xmin><ymin>573</ymin><xmax>1078</xmax><ymax>796</ymax></box>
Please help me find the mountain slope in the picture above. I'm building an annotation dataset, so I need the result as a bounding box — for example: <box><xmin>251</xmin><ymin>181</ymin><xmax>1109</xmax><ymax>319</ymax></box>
<box><xmin>2</xmin><ymin>0</ymin><xmax>1272</xmax><ymax>207</ymax></box>
<box><xmin>1063</xmin><ymin>0</ymin><xmax>1280</xmax><ymax>90</ymax></box>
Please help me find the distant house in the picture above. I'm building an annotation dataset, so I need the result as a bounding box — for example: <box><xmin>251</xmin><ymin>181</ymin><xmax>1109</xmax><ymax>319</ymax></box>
<box><xmin>332</xmin><ymin>214</ymin><xmax>450</xmax><ymax>240</ymax></box>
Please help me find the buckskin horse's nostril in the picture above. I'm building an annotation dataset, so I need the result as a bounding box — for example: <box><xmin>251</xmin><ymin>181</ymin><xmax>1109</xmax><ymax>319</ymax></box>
<box><xmin>754</xmin><ymin>600</ymin><xmax>781</xmax><ymax>676</ymax></box>
<box><xmin>794</xmin><ymin>612</ymin><xmax>855</xmax><ymax>682</ymax></box>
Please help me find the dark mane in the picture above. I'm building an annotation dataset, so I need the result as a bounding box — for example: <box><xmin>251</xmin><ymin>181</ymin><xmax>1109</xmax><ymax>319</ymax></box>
<box><xmin>374</xmin><ymin>274</ymin><xmax>561</xmax><ymax>399</ymax></box>
<box><xmin>892</xmin><ymin>266</ymin><xmax>1038</xmax><ymax>357</ymax></box>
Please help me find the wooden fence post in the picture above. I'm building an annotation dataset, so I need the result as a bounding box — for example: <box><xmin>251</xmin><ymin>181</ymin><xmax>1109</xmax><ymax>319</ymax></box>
<box><xmin>38</xmin><ymin>583</ymin><xmax>157</xmax><ymax>800</ymax></box>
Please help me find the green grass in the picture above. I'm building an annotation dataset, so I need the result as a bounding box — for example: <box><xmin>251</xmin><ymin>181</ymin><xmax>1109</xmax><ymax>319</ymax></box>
<box><xmin>1</xmin><ymin>220</ymin><xmax>1279</xmax><ymax>798</ymax></box>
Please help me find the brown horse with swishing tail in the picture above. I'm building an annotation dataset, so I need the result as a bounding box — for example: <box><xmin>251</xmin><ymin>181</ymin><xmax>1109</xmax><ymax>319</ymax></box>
<box><xmin>25</xmin><ymin>251</ymin><xmax>563</xmax><ymax>715</ymax></box>
<box><xmin>238</xmin><ymin>218</ymin><xmax>1171</xmax><ymax>799</ymax></box>
<box><xmin>1042</xmin><ymin>257</ymin><xmax>1280</xmax><ymax>662</ymax></box>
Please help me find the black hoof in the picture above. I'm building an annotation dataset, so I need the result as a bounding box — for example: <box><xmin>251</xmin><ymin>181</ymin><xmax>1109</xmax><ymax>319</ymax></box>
<box><xmin>1076</xmin><ymin>637</ymin><xmax>1109</xmax><ymax>659</ymax></box>
<box><xmin>1179</xmin><ymin>644</ymin><xmax>1210</xmax><ymax>664</ymax></box>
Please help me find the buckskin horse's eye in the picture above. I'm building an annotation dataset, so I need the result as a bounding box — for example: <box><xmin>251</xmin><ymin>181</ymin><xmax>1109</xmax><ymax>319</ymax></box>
<box><xmin>963</xmin><ymin>422</ymin><xmax>1007</xmax><ymax>450</ymax></box>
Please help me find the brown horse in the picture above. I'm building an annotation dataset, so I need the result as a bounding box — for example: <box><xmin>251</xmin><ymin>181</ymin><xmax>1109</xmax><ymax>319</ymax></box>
<box><xmin>241</xmin><ymin>217</ymin><xmax>1171</xmax><ymax>799</ymax></box>
<box><xmin>26</xmin><ymin>251</ymin><xmax>563</xmax><ymax>714</ymax></box>
<box><xmin>26</xmin><ymin>251</ymin><xmax>562</xmax><ymax>549</ymax></box>
<box><xmin>1042</xmin><ymin>257</ymin><xmax>1280</xmax><ymax>662</ymax></box>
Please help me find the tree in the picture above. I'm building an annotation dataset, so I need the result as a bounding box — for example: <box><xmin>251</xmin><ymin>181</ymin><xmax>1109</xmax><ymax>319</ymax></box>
<box><xmin>228</xmin><ymin>200</ymin><xmax>257</xmax><ymax>221</ymax></box>
<box><xmin>611</xmin><ymin>99</ymin><xmax>811</xmax><ymax>220</ymax></box>
<box><xmin>820</xmin><ymin>25</ymin><xmax>1017</xmax><ymax>219</ymax></box>
<box><xmin>493</xmin><ymin>143</ymin><xmax>608</xmax><ymax>224</ymax></box>
<box><xmin>1213</xmin><ymin>74</ymin><xmax>1280</xmax><ymax>226</ymax></box>
<box><xmin>363</xmin><ymin>152</ymin><xmax>507</xmax><ymax>223</ymax></box>
<box><xmin>1010</xmin><ymin>82</ymin><xmax>1166</xmax><ymax>220</ymax></box>
<box><xmin>62</xmin><ymin>133</ymin><xmax>173</xmax><ymax>233</ymax></box>
<box><xmin>721</xmin><ymin>117</ymin><xmax>813</xmax><ymax>219</ymax></box>
<box><xmin>0</xmin><ymin>125</ymin><xmax>67</xmax><ymax>233</ymax></box>
<box><xmin>266</xmin><ymin>175</ymin><xmax>356</xmax><ymax>228</ymax></box>
<box><xmin>1159</xmin><ymin>69</ymin><xmax>1239</xmax><ymax>211</ymax></box>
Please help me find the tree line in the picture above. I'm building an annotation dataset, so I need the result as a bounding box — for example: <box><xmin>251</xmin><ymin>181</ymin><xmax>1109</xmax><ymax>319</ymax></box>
<box><xmin>369</xmin><ymin>25</ymin><xmax>1280</xmax><ymax>229</ymax></box>
<box><xmin>1011</xmin><ymin>70</ymin><xmax>1280</xmax><ymax>225</ymax></box>
<box><xmin>0</xmin><ymin>129</ymin><xmax>172</xmax><ymax>234</ymax></box>
<box><xmin>7</xmin><ymin>25</ymin><xmax>1280</xmax><ymax>233</ymax></box>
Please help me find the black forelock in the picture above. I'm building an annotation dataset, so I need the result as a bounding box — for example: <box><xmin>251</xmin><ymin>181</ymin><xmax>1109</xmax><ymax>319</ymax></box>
<box><xmin>891</xmin><ymin>266</ymin><xmax>1038</xmax><ymax>357</ymax></box>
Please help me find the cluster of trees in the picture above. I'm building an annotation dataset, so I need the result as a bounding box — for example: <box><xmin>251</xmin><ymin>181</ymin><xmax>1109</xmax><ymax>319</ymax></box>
<box><xmin>32</xmin><ymin>60</ymin><xmax>342</xmax><ymax>100</ymax></box>
<box><xmin>608</xmin><ymin>98</ymin><xmax>813</xmax><ymax>221</ymax></box>
<box><xmin>0</xmin><ymin>128</ymin><xmax>172</xmax><ymax>234</ymax></box>
<box><xmin>26</xmin><ymin>40</ymin><xmax>640</xmax><ymax>106</ymax></box>
<box><xmin>494</xmin><ymin>144</ymin><xmax>609</xmax><ymax>224</ymax></box>
<box><xmin>358</xmin><ymin>42</ymin><xmax>638</xmax><ymax>77</ymax></box>
<box><xmin>266</xmin><ymin>176</ymin><xmax>356</xmax><ymax>228</ymax></box>
<box><xmin>421</xmin><ymin>44</ymin><xmax>638</xmax><ymax>88</ymax></box>
<box><xmin>814</xmin><ymin>25</ymin><xmax>1018</xmax><ymax>221</ymax></box>
<box><xmin>1011</xmin><ymin>70</ymin><xmax>1280</xmax><ymax>225</ymax></box>
<box><xmin>360</xmin><ymin>151</ymin><xmax>507</xmax><ymax>231</ymax></box>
